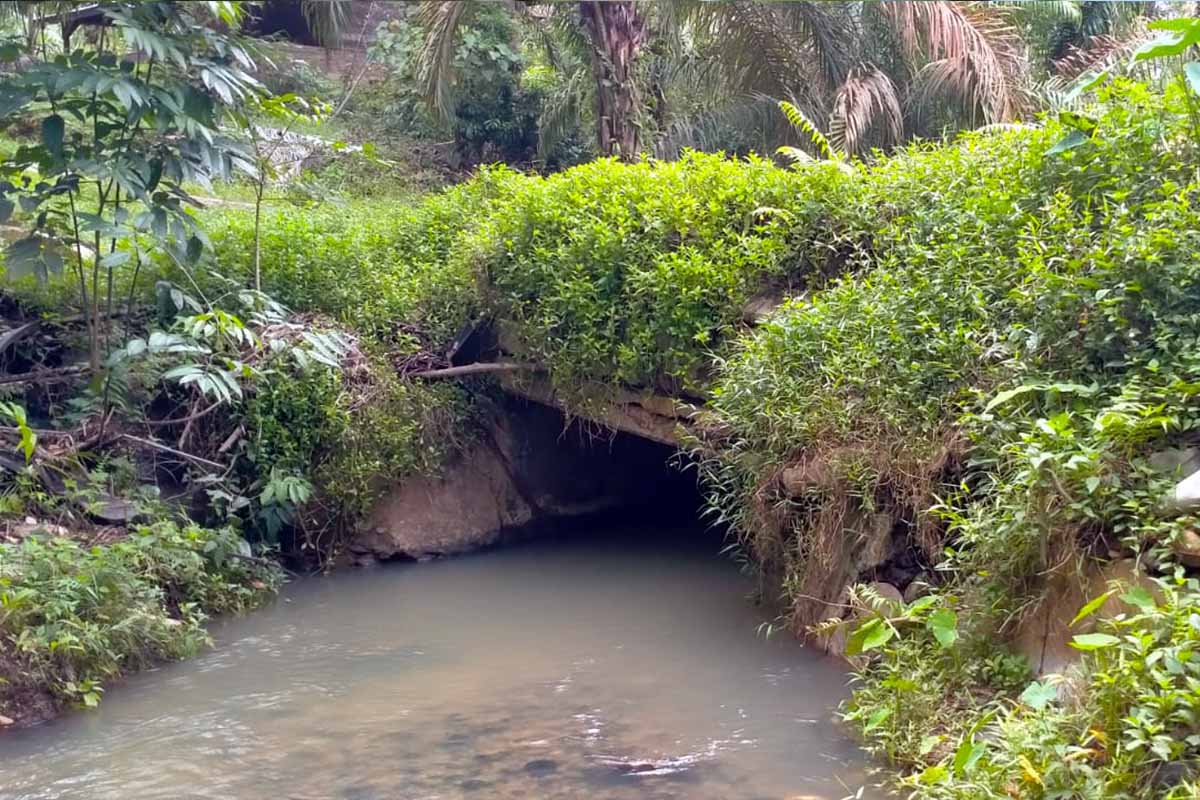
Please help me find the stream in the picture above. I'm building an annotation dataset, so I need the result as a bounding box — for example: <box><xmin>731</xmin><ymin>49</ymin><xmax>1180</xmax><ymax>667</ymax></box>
<box><xmin>1</xmin><ymin>522</ymin><xmax>875</xmax><ymax>800</ymax></box>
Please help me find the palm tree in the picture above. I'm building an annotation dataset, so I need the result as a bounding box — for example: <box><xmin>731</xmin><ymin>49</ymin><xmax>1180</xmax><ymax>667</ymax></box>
<box><xmin>666</xmin><ymin>1</ymin><xmax>1029</xmax><ymax>157</ymax></box>
<box><xmin>416</xmin><ymin>0</ymin><xmax>650</xmax><ymax>161</ymax></box>
<box><xmin>415</xmin><ymin>1</ymin><xmax>1033</xmax><ymax>161</ymax></box>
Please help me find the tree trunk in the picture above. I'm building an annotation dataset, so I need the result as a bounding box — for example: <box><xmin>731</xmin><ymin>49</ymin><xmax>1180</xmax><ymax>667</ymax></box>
<box><xmin>578</xmin><ymin>1</ymin><xmax>646</xmax><ymax>161</ymax></box>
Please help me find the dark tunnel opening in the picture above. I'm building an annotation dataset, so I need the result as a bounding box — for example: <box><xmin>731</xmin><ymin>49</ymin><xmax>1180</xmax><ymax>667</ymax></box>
<box><xmin>491</xmin><ymin>392</ymin><xmax>717</xmax><ymax>542</ymax></box>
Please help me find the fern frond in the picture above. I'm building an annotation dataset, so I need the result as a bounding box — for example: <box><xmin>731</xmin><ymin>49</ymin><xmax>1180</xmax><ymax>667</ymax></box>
<box><xmin>778</xmin><ymin>100</ymin><xmax>837</xmax><ymax>161</ymax></box>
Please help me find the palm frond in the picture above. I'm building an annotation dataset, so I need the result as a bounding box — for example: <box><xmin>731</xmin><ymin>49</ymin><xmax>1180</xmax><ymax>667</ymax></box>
<box><xmin>885</xmin><ymin>1</ymin><xmax>1028</xmax><ymax>123</ymax></box>
<box><xmin>1052</xmin><ymin>25</ymin><xmax>1154</xmax><ymax>78</ymax></box>
<box><xmin>778</xmin><ymin>100</ymin><xmax>838</xmax><ymax>162</ymax></box>
<box><xmin>995</xmin><ymin>0</ymin><xmax>1083</xmax><ymax>26</ymax></box>
<box><xmin>300</xmin><ymin>0</ymin><xmax>352</xmax><ymax>49</ymax></box>
<box><xmin>415</xmin><ymin>0</ymin><xmax>478</xmax><ymax>123</ymax></box>
<box><xmin>1080</xmin><ymin>0</ymin><xmax>1154</xmax><ymax>38</ymax></box>
<box><xmin>829</xmin><ymin>66</ymin><xmax>903</xmax><ymax>156</ymax></box>
<box><xmin>680</xmin><ymin>1</ymin><xmax>858</xmax><ymax>116</ymax></box>
<box><xmin>537</xmin><ymin>64</ymin><xmax>591</xmax><ymax>160</ymax></box>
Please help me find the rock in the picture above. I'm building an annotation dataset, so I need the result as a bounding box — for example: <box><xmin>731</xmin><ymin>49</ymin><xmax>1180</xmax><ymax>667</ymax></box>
<box><xmin>1165</xmin><ymin>467</ymin><xmax>1200</xmax><ymax>515</ymax></box>
<box><xmin>352</xmin><ymin>439</ymin><xmax>534</xmax><ymax>561</ymax></box>
<box><xmin>91</xmin><ymin>496</ymin><xmax>139</xmax><ymax>524</ymax></box>
<box><xmin>0</xmin><ymin>715</ymin><xmax>13</xmax><ymax>726</ymax></box>
<box><xmin>867</xmin><ymin>581</ymin><xmax>903</xmax><ymax>609</ymax></box>
<box><xmin>903</xmin><ymin>575</ymin><xmax>931</xmax><ymax>604</ymax></box>
<box><xmin>854</xmin><ymin>514</ymin><xmax>896</xmax><ymax>574</ymax></box>
<box><xmin>1150</xmin><ymin>447</ymin><xmax>1200</xmax><ymax>476</ymax></box>
<box><xmin>741</xmin><ymin>291</ymin><xmax>786</xmax><ymax>325</ymax></box>
<box><xmin>1175</xmin><ymin>529</ymin><xmax>1200</xmax><ymax>568</ymax></box>
<box><xmin>1013</xmin><ymin>559</ymin><xmax>1159</xmax><ymax>676</ymax></box>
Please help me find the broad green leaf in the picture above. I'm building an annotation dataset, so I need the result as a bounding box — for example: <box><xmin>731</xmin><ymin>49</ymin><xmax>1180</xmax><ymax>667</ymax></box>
<box><xmin>1019</xmin><ymin>681</ymin><xmax>1058</xmax><ymax>711</ymax></box>
<box><xmin>1059</xmin><ymin>111</ymin><xmax>1097</xmax><ymax>133</ymax></box>
<box><xmin>99</xmin><ymin>251</ymin><xmax>131</xmax><ymax>269</ymax></box>
<box><xmin>953</xmin><ymin>738</ymin><xmax>986</xmax><ymax>776</ymax></box>
<box><xmin>41</xmin><ymin>114</ymin><xmax>64</xmax><ymax>156</ymax></box>
<box><xmin>1121</xmin><ymin>586</ymin><xmax>1156</xmax><ymax>612</ymax></box>
<box><xmin>1047</xmin><ymin>130</ymin><xmax>1088</xmax><ymax>156</ymax></box>
<box><xmin>1070</xmin><ymin>633</ymin><xmax>1120</xmax><ymax>651</ymax></box>
<box><xmin>1070</xmin><ymin>590</ymin><xmax>1114</xmax><ymax>627</ymax></box>
<box><xmin>918</xmin><ymin>765</ymin><xmax>948</xmax><ymax>785</ymax></box>
<box><xmin>846</xmin><ymin>617</ymin><xmax>895</xmax><ymax>656</ymax></box>
<box><xmin>926</xmin><ymin>608</ymin><xmax>958</xmax><ymax>648</ymax></box>
<box><xmin>905</xmin><ymin>595</ymin><xmax>938</xmax><ymax>615</ymax></box>
<box><xmin>863</xmin><ymin>706</ymin><xmax>892</xmax><ymax>732</ymax></box>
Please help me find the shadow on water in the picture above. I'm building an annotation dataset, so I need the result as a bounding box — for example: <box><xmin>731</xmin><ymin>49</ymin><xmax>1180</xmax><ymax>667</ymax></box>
<box><xmin>0</xmin><ymin>445</ymin><xmax>883</xmax><ymax>799</ymax></box>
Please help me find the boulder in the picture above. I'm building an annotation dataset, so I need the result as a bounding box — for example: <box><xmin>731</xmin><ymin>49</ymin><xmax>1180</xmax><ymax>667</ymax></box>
<box><xmin>1167</xmin><ymin>470</ymin><xmax>1200</xmax><ymax>514</ymax></box>
<box><xmin>1149</xmin><ymin>447</ymin><xmax>1200</xmax><ymax>476</ymax></box>
<box><xmin>867</xmin><ymin>581</ymin><xmax>903</xmax><ymax>610</ymax></box>
<box><xmin>1174</xmin><ymin>529</ymin><xmax>1200</xmax><ymax>568</ymax></box>
<box><xmin>903</xmin><ymin>575</ymin><xmax>931</xmax><ymax>604</ymax></box>
<box><xmin>352</xmin><ymin>439</ymin><xmax>534</xmax><ymax>561</ymax></box>
<box><xmin>1012</xmin><ymin>559</ymin><xmax>1158</xmax><ymax>676</ymax></box>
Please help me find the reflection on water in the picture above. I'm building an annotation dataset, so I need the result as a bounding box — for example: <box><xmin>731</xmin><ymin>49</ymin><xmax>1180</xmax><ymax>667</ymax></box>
<box><xmin>0</xmin><ymin>524</ymin><xmax>875</xmax><ymax>799</ymax></box>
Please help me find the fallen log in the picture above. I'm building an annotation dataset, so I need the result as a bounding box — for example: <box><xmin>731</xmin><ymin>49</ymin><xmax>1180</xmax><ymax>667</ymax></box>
<box><xmin>0</xmin><ymin>365</ymin><xmax>88</xmax><ymax>386</ymax></box>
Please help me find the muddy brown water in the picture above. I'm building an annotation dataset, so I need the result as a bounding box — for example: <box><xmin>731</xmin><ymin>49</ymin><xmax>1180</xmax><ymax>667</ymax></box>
<box><xmin>0</xmin><ymin>523</ymin><xmax>878</xmax><ymax>800</ymax></box>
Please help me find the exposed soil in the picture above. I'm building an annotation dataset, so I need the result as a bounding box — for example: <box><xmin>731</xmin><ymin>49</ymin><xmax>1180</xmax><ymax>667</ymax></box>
<box><xmin>0</xmin><ymin>652</ymin><xmax>60</xmax><ymax>729</ymax></box>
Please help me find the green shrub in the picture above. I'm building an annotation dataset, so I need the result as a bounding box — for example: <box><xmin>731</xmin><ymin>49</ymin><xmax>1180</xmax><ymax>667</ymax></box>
<box><xmin>466</xmin><ymin>151</ymin><xmax>869</xmax><ymax>399</ymax></box>
<box><xmin>692</xmin><ymin>77</ymin><xmax>1200</xmax><ymax>797</ymax></box>
<box><xmin>204</xmin><ymin>172</ymin><xmax>518</xmax><ymax>351</ymax></box>
<box><xmin>0</xmin><ymin>522</ymin><xmax>278</xmax><ymax>709</ymax></box>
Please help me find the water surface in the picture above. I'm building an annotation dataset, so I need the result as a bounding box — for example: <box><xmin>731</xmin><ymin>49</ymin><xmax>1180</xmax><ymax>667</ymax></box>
<box><xmin>1</xmin><ymin>523</ymin><xmax>873</xmax><ymax>799</ymax></box>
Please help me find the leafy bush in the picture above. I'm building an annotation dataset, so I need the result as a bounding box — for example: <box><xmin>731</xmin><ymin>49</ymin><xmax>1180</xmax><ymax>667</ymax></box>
<box><xmin>204</xmin><ymin>174</ymin><xmax>514</xmax><ymax>351</ymax></box>
<box><xmin>363</xmin><ymin>7</ymin><xmax>547</xmax><ymax>167</ymax></box>
<box><xmin>466</xmin><ymin>151</ymin><xmax>868</xmax><ymax>400</ymax></box>
<box><xmin>691</xmin><ymin>76</ymin><xmax>1200</xmax><ymax>796</ymax></box>
<box><xmin>0</xmin><ymin>522</ymin><xmax>278</xmax><ymax>710</ymax></box>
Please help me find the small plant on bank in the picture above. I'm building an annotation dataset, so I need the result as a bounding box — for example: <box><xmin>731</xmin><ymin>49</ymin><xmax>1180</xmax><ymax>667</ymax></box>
<box><xmin>0</xmin><ymin>1</ymin><xmax>261</xmax><ymax>373</ymax></box>
<box><xmin>0</xmin><ymin>520</ymin><xmax>279</xmax><ymax>715</ymax></box>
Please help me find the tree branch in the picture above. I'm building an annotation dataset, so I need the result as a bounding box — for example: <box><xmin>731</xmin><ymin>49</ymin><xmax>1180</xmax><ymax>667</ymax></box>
<box><xmin>405</xmin><ymin>362</ymin><xmax>540</xmax><ymax>380</ymax></box>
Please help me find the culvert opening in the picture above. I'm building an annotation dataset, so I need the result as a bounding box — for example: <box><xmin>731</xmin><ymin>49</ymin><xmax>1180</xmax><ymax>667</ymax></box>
<box><xmin>353</xmin><ymin>391</ymin><xmax>720</xmax><ymax>564</ymax></box>
<box><xmin>492</xmin><ymin>394</ymin><xmax>708</xmax><ymax>531</ymax></box>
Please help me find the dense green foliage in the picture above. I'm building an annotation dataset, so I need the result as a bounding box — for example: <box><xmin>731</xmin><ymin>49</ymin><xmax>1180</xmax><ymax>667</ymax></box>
<box><xmin>204</xmin><ymin>179</ymin><xmax>502</xmax><ymax>349</ymax></box>
<box><xmin>466</xmin><ymin>152</ymin><xmax>865</xmax><ymax>397</ymax></box>
<box><xmin>698</xmin><ymin>78</ymin><xmax>1200</xmax><ymax>796</ymax></box>
<box><xmin>4</xmin><ymin>6</ymin><xmax>1200</xmax><ymax>789</ymax></box>
<box><xmin>0</xmin><ymin>521</ymin><xmax>278</xmax><ymax>711</ymax></box>
<box><xmin>199</xmin><ymin>65</ymin><xmax>1200</xmax><ymax>796</ymax></box>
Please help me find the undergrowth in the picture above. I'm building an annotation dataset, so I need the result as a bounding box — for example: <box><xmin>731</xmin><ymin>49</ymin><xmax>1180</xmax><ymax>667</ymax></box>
<box><xmin>698</xmin><ymin>78</ymin><xmax>1200</xmax><ymax>796</ymax></box>
<box><xmin>0</xmin><ymin>521</ymin><xmax>279</xmax><ymax>718</ymax></box>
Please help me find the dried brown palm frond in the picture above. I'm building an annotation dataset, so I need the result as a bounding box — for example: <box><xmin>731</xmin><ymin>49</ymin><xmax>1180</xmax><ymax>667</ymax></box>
<box><xmin>829</xmin><ymin>66</ymin><xmax>904</xmax><ymax>156</ymax></box>
<box><xmin>1052</xmin><ymin>25</ymin><xmax>1154</xmax><ymax>79</ymax></box>
<box><xmin>883</xmin><ymin>0</ymin><xmax>1028</xmax><ymax>123</ymax></box>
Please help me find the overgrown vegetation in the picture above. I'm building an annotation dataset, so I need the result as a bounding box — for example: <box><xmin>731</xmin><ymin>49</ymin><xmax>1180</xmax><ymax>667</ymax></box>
<box><xmin>693</xmin><ymin>65</ymin><xmax>1200</xmax><ymax>800</ymax></box>
<box><xmin>5</xmin><ymin>5</ymin><xmax>1200</xmax><ymax>796</ymax></box>
<box><xmin>0</xmin><ymin>519</ymin><xmax>278</xmax><ymax>720</ymax></box>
